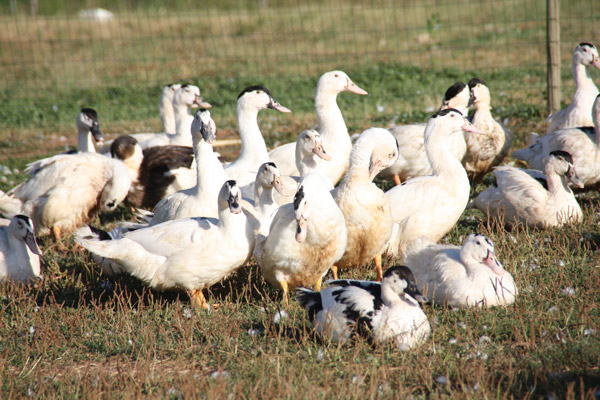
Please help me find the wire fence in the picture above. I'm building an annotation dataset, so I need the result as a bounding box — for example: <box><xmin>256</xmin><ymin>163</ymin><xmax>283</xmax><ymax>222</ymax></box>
<box><xmin>1</xmin><ymin>0</ymin><xmax>598</xmax><ymax>102</ymax></box>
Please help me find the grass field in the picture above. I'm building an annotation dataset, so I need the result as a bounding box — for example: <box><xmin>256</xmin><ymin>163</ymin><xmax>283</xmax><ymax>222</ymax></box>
<box><xmin>1</xmin><ymin>1</ymin><xmax>600</xmax><ymax>398</ymax></box>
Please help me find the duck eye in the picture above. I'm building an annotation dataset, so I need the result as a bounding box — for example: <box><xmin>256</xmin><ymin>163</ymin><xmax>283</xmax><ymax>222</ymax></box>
<box><xmin>476</xmin><ymin>241</ymin><xmax>481</xmax><ymax>245</ymax></box>
<box><xmin>334</xmin><ymin>74</ymin><xmax>339</xmax><ymax>78</ymax></box>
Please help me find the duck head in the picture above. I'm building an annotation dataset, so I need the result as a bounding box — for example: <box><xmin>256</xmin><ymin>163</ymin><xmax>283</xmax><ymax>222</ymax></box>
<box><xmin>381</xmin><ymin>265</ymin><xmax>427</xmax><ymax>305</ymax></box>
<box><xmin>77</xmin><ymin>108</ymin><xmax>104</xmax><ymax>146</ymax></box>
<box><xmin>237</xmin><ymin>85</ymin><xmax>291</xmax><ymax>113</ymax></box>
<box><xmin>574</xmin><ymin>42</ymin><xmax>600</xmax><ymax>70</ymax></box>
<box><xmin>439</xmin><ymin>82</ymin><xmax>473</xmax><ymax>114</ymax></box>
<box><xmin>318</xmin><ymin>71</ymin><xmax>368</xmax><ymax>97</ymax></box>
<box><xmin>548</xmin><ymin>150</ymin><xmax>584</xmax><ymax>188</ymax></box>
<box><xmin>256</xmin><ymin>162</ymin><xmax>288</xmax><ymax>196</ymax></box>
<box><xmin>174</xmin><ymin>84</ymin><xmax>212</xmax><ymax>110</ymax></box>
<box><xmin>298</xmin><ymin>129</ymin><xmax>331</xmax><ymax>161</ymax></box>
<box><xmin>191</xmin><ymin>108</ymin><xmax>217</xmax><ymax>144</ymax></box>
<box><xmin>461</xmin><ymin>234</ymin><xmax>505</xmax><ymax>276</ymax></box>
<box><xmin>11</xmin><ymin>215</ymin><xmax>42</xmax><ymax>256</ymax></box>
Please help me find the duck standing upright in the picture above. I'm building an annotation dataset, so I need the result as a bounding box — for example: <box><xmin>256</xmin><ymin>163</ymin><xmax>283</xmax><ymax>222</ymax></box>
<box><xmin>384</xmin><ymin>109</ymin><xmax>484</xmax><ymax>258</ymax></box>
<box><xmin>258</xmin><ymin>173</ymin><xmax>347</xmax><ymax>305</ymax></box>
<box><xmin>331</xmin><ymin>128</ymin><xmax>398</xmax><ymax>281</ymax></box>
<box><xmin>269</xmin><ymin>71</ymin><xmax>368</xmax><ymax>186</ymax></box>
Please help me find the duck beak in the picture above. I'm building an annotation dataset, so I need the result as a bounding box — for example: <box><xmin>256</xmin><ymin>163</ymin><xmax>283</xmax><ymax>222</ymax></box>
<box><xmin>344</xmin><ymin>78</ymin><xmax>368</xmax><ymax>95</ymax></box>
<box><xmin>194</xmin><ymin>95</ymin><xmax>212</xmax><ymax>109</ymax></box>
<box><xmin>461</xmin><ymin>119</ymin><xmax>487</xmax><ymax>135</ymax></box>
<box><xmin>295</xmin><ymin>216</ymin><xmax>308</xmax><ymax>243</ymax></box>
<box><xmin>268</xmin><ymin>97</ymin><xmax>291</xmax><ymax>113</ymax></box>
<box><xmin>312</xmin><ymin>141</ymin><xmax>331</xmax><ymax>161</ymax></box>
<box><xmin>567</xmin><ymin>167</ymin><xmax>584</xmax><ymax>188</ymax></box>
<box><xmin>271</xmin><ymin>175</ymin><xmax>291</xmax><ymax>196</ymax></box>
<box><xmin>405</xmin><ymin>284</ymin><xmax>428</xmax><ymax>303</ymax></box>
<box><xmin>25</xmin><ymin>229</ymin><xmax>42</xmax><ymax>256</ymax></box>
<box><xmin>369</xmin><ymin>159</ymin><xmax>383</xmax><ymax>180</ymax></box>
<box><xmin>592</xmin><ymin>55</ymin><xmax>600</xmax><ymax>70</ymax></box>
<box><xmin>483</xmin><ymin>249</ymin><xmax>505</xmax><ymax>276</ymax></box>
<box><xmin>90</xmin><ymin>124</ymin><xmax>104</xmax><ymax>145</ymax></box>
<box><xmin>228</xmin><ymin>194</ymin><xmax>242</xmax><ymax>214</ymax></box>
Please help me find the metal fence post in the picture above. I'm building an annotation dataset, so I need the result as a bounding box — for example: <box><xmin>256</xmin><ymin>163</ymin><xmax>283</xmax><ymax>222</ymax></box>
<box><xmin>547</xmin><ymin>0</ymin><xmax>561</xmax><ymax>114</ymax></box>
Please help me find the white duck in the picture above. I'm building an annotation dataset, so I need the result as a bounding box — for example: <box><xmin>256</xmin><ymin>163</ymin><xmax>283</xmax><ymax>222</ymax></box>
<box><xmin>405</xmin><ymin>234</ymin><xmax>517</xmax><ymax>308</ymax></box>
<box><xmin>471</xmin><ymin>150</ymin><xmax>583</xmax><ymax>228</ymax></box>
<box><xmin>244</xmin><ymin>162</ymin><xmax>287</xmax><ymax>238</ymax></box>
<box><xmin>267</xmin><ymin>129</ymin><xmax>332</xmax><ymax>205</ymax></box>
<box><xmin>463</xmin><ymin>78</ymin><xmax>512</xmax><ymax>184</ymax></box>
<box><xmin>138</xmin><ymin>84</ymin><xmax>212</xmax><ymax>148</ymax></box>
<box><xmin>331</xmin><ymin>128</ymin><xmax>398</xmax><ymax>281</ymax></box>
<box><xmin>0</xmin><ymin>146</ymin><xmax>131</xmax><ymax>240</ymax></box>
<box><xmin>378</xmin><ymin>82</ymin><xmax>473</xmax><ymax>185</ymax></box>
<box><xmin>72</xmin><ymin>108</ymin><xmax>105</xmax><ymax>153</ymax></box>
<box><xmin>268</xmin><ymin>71</ymin><xmax>368</xmax><ymax>186</ymax></box>
<box><xmin>512</xmin><ymin>95</ymin><xmax>600</xmax><ymax>188</ymax></box>
<box><xmin>384</xmin><ymin>109</ymin><xmax>484</xmax><ymax>258</ymax></box>
<box><xmin>258</xmin><ymin>173</ymin><xmax>347</xmax><ymax>305</ymax></box>
<box><xmin>544</xmin><ymin>42</ymin><xmax>600</xmax><ymax>134</ymax></box>
<box><xmin>296</xmin><ymin>265</ymin><xmax>430</xmax><ymax>350</ymax></box>
<box><xmin>148</xmin><ymin>109</ymin><xmax>228</xmax><ymax>224</ymax></box>
<box><xmin>0</xmin><ymin>215</ymin><xmax>42</xmax><ymax>283</ymax></box>
<box><xmin>225</xmin><ymin>85</ymin><xmax>291</xmax><ymax>189</ymax></box>
<box><xmin>75</xmin><ymin>180</ymin><xmax>254</xmax><ymax>310</ymax></box>
<box><xmin>99</xmin><ymin>83</ymin><xmax>183</xmax><ymax>152</ymax></box>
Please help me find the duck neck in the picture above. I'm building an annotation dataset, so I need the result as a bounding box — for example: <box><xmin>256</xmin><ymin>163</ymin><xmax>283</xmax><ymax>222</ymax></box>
<box><xmin>572</xmin><ymin>59</ymin><xmax>599</xmax><ymax>98</ymax></box>
<box><xmin>255</xmin><ymin>183</ymin><xmax>276</xmax><ymax>210</ymax></box>
<box><xmin>544</xmin><ymin>163</ymin><xmax>572</xmax><ymax>197</ymax></box>
<box><xmin>340</xmin><ymin>141</ymin><xmax>373</xmax><ymax>185</ymax></box>
<box><xmin>78</xmin><ymin>127</ymin><xmax>96</xmax><ymax>153</ymax></box>
<box><xmin>159</xmin><ymin>97</ymin><xmax>176</xmax><ymax>134</ymax></box>
<box><xmin>425</xmin><ymin>128</ymin><xmax>468</xmax><ymax>182</ymax></box>
<box><xmin>173</xmin><ymin>103</ymin><xmax>193</xmax><ymax>141</ymax></box>
<box><xmin>295</xmin><ymin>147</ymin><xmax>319</xmax><ymax>177</ymax></box>
<box><xmin>237</xmin><ymin>104</ymin><xmax>269</xmax><ymax>166</ymax></box>
<box><xmin>315</xmin><ymin>89</ymin><xmax>347</xmax><ymax>142</ymax></box>
<box><xmin>192</xmin><ymin>135</ymin><xmax>214</xmax><ymax>196</ymax></box>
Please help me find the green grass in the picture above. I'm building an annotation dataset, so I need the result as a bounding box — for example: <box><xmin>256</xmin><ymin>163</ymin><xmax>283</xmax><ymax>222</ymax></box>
<box><xmin>1</xmin><ymin>1</ymin><xmax>600</xmax><ymax>397</ymax></box>
<box><xmin>0</xmin><ymin>63</ymin><xmax>599</xmax><ymax>398</ymax></box>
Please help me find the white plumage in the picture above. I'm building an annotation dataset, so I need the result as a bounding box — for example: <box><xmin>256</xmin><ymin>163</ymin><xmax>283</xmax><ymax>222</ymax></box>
<box><xmin>405</xmin><ymin>234</ymin><xmax>517</xmax><ymax>308</ymax></box>
<box><xmin>384</xmin><ymin>109</ymin><xmax>482</xmax><ymax>258</ymax></box>
<box><xmin>472</xmin><ymin>150</ymin><xmax>583</xmax><ymax>228</ymax></box>
<box><xmin>0</xmin><ymin>215</ymin><xmax>42</xmax><ymax>283</ymax></box>
<box><xmin>512</xmin><ymin>95</ymin><xmax>600</xmax><ymax>188</ymax></box>
<box><xmin>149</xmin><ymin>109</ymin><xmax>228</xmax><ymax>224</ymax></box>
<box><xmin>225</xmin><ymin>85</ymin><xmax>291</xmax><ymax>189</ymax></box>
<box><xmin>331</xmin><ymin>127</ymin><xmax>398</xmax><ymax>281</ymax></box>
<box><xmin>296</xmin><ymin>265</ymin><xmax>430</xmax><ymax>350</ymax></box>
<box><xmin>462</xmin><ymin>78</ymin><xmax>512</xmax><ymax>183</ymax></box>
<box><xmin>0</xmin><ymin>150</ymin><xmax>131</xmax><ymax>239</ymax></box>
<box><xmin>75</xmin><ymin>180</ymin><xmax>254</xmax><ymax>309</ymax></box>
<box><xmin>258</xmin><ymin>173</ymin><xmax>347</xmax><ymax>305</ymax></box>
<box><xmin>544</xmin><ymin>42</ymin><xmax>600</xmax><ymax>133</ymax></box>
<box><xmin>378</xmin><ymin>82</ymin><xmax>472</xmax><ymax>185</ymax></box>
<box><xmin>268</xmin><ymin>71</ymin><xmax>368</xmax><ymax>186</ymax></box>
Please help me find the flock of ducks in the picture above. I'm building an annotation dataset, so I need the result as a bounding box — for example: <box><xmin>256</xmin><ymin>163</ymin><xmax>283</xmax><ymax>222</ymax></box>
<box><xmin>0</xmin><ymin>41</ymin><xmax>598</xmax><ymax>350</ymax></box>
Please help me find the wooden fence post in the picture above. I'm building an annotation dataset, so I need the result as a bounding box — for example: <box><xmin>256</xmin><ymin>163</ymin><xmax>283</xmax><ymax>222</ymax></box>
<box><xmin>547</xmin><ymin>0</ymin><xmax>561</xmax><ymax>114</ymax></box>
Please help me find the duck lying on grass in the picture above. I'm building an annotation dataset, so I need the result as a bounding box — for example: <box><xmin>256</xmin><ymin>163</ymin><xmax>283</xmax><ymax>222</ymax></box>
<box><xmin>296</xmin><ymin>265</ymin><xmax>430</xmax><ymax>350</ymax></box>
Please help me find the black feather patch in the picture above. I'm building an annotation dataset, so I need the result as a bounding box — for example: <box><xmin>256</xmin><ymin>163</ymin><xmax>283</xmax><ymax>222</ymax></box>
<box><xmin>14</xmin><ymin>214</ymin><xmax>33</xmax><ymax>228</ymax></box>
<box><xmin>265</xmin><ymin>161</ymin><xmax>277</xmax><ymax>169</ymax></box>
<box><xmin>293</xmin><ymin>186</ymin><xmax>305</xmax><ymax>210</ymax></box>
<box><xmin>576</xmin><ymin>126</ymin><xmax>595</xmax><ymax>136</ymax></box>
<box><xmin>237</xmin><ymin>85</ymin><xmax>271</xmax><ymax>100</ymax></box>
<box><xmin>468</xmin><ymin>77</ymin><xmax>487</xmax><ymax>89</ymax></box>
<box><xmin>81</xmin><ymin>107</ymin><xmax>98</xmax><ymax>120</ymax></box>
<box><xmin>432</xmin><ymin>108</ymin><xmax>462</xmax><ymax>118</ymax></box>
<box><xmin>110</xmin><ymin>135</ymin><xmax>138</xmax><ymax>161</ymax></box>
<box><xmin>295</xmin><ymin>288</ymin><xmax>323</xmax><ymax>322</ymax></box>
<box><xmin>549</xmin><ymin>150</ymin><xmax>574</xmax><ymax>165</ymax></box>
<box><xmin>534</xmin><ymin>177</ymin><xmax>548</xmax><ymax>190</ymax></box>
<box><xmin>443</xmin><ymin>82</ymin><xmax>466</xmax><ymax>102</ymax></box>
<box><xmin>89</xmin><ymin>225</ymin><xmax>112</xmax><ymax>241</ymax></box>
<box><xmin>579</xmin><ymin>42</ymin><xmax>595</xmax><ymax>49</ymax></box>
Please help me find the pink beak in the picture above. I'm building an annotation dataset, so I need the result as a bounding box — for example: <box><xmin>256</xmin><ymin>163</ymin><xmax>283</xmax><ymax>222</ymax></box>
<box><xmin>483</xmin><ymin>250</ymin><xmax>505</xmax><ymax>276</ymax></box>
<box><xmin>592</xmin><ymin>55</ymin><xmax>600</xmax><ymax>70</ymax></box>
<box><xmin>369</xmin><ymin>159</ymin><xmax>383</xmax><ymax>180</ymax></box>
<box><xmin>312</xmin><ymin>141</ymin><xmax>331</xmax><ymax>161</ymax></box>
<box><xmin>461</xmin><ymin>119</ymin><xmax>487</xmax><ymax>135</ymax></box>
<box><xmin>295</xmin><ymin>217</ymin><xmax>308</xmax><ymax>243</ymax></box>
<box><xmin>345</xmin><ymin>78</ymin><xmax>368</xmax><ymax>95</ymax></box>
<box><xmin>194</xmin><ymin>96</ymin><xmax>212</xmax><ymax>109</ymax></box>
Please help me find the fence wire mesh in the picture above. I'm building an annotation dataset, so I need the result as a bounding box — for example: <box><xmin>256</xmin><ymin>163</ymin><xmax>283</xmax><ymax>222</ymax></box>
<box><xmin>1</xmin><ymin>0</ymin><xmax>598</xmax><ymax>102</ymax></box>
